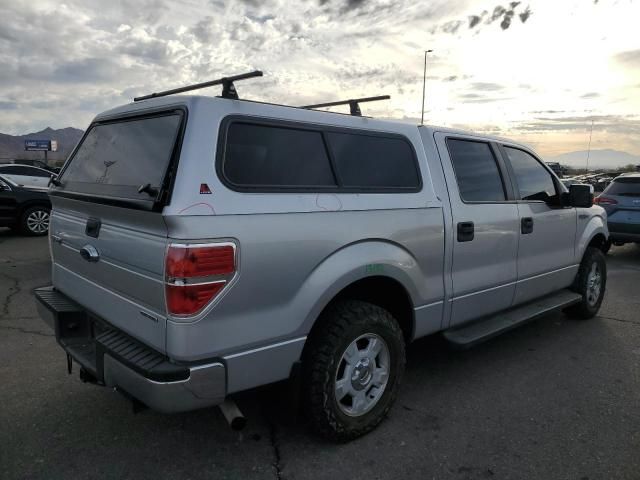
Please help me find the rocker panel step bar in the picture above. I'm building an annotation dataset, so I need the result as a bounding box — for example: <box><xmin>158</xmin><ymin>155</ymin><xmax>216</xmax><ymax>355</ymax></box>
<box><xmin>443</xmin><ymin>289</ymin><xmax>582</xmax><ymax>349</ymax></box>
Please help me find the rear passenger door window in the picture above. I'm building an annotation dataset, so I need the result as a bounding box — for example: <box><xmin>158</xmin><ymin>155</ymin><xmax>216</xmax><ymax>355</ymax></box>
<box><xmin>223</xmin><ymin>123</ymin><xmax>336</xmax><ymax>188</ymax></box>
<box><xmin>326</xmin><ymin>132</ymin><xmax>420</xmax><ymax>189</ymax></box>
<box><xmin>446</xmin><ymin>139</ymin><xmax>506</xmax><ymax>202</ymax></box>
<box><xmin>504</xmin><ymin>147</ymin><xmax>558</xmax><ymax>203</ymax></box>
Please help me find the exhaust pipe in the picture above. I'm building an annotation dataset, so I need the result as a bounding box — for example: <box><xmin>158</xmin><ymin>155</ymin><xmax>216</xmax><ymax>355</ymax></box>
<box><xmin>219</xmin><ymin>399</ymin><xmax>246</xmax><ymax>430</ymax></box>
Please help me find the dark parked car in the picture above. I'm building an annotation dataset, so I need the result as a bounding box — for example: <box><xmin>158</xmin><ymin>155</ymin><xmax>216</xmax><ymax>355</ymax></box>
<box><xmin>595</xmin><ymin>173</ymin><xmax>640</xmax><ymax>249</ymax></box>
<box><xmin>0</xmin><ymin>174</ymin><xmax>51</xmax><ymax>236</ymax></box>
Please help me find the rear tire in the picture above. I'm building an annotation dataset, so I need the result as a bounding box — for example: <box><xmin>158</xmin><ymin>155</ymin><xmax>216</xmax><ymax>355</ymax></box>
<box><xmin>20</xmin><ymin>205</ymin><xmax>50</xmax><ymax>236</ymax></box>
<box><xmin>566</xmin><ymin>247</ymin><xmax>606</xmax><ymax>319</ymax></box>
<box><xmin>303</xmin><ymin>300</ymin><xmax>405</xmax><ymax>442</ymax></box>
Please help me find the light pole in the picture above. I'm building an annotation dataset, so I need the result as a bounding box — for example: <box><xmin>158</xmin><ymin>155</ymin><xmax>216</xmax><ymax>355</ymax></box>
<box><xmin>586</xmin><ymin>118</ymin><xmax>594</xmax><ymax>173</ymax></box>
<box><xmin>421</xmin><ymin>49</ymin><xmax>433</xmax><ymax>125</ymax></box>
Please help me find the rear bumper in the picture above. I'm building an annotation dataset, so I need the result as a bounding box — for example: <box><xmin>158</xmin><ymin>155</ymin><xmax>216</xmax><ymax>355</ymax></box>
<box><xmin>35</xmin><ymin>286</ymin><xmax>226</xmax><ymax>413</ymax></box>
<box><xmin>608</xmin><ymin>222</ymin><xmax>640</xmax><ymax>242</ymax></box>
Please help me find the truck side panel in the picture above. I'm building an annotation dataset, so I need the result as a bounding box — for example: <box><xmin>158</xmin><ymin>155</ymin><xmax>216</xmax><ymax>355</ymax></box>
<box><xmin>164</xmin><ymin>208</ymin><xmax>445</xmax><ymax>356</ymax></box>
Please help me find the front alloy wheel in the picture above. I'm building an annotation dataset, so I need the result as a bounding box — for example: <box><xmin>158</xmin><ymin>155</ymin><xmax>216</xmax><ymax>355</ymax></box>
<box><xmin>585</xmin><ymin>262</ymin><xmax>603</xmax><ymax>307</ymax></box>
<box><xmin>566</xmin><ymin>246</ymin><xmax>607</xmax><ymax>319</ymax></box>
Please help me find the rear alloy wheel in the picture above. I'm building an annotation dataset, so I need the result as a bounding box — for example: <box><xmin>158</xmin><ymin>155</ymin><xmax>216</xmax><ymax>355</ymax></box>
<box><xmin>566</xmin><ymin>247</ymin><xmax>607</xmax><ymax>319</ymax></box>
<box><xmin>303</xmin><ymin>300</ymin><xmax>405</xmax><ymax>442</ymax></box>
<box><xmin>335</xmin><ymin>333</ymin><xmax>391</xmax><ymax>417</ymax></box>
<box><xmin>20</xmin><ymin>206</ymin><xmax>50</xmax><ymax>236</ymax></box>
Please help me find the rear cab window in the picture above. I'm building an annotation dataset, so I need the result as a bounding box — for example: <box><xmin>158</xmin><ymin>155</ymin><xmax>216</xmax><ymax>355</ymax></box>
<box><xmin>446</xmin><ymin>138</ymin><xmax>506</xmax><ymax>202</ymax></box>
<box><xmin>218</xmin><ymin>118</ymin><xmax>421</xmax><ymax>192</ymax></box>
<box><xmin>54</xmin><ymin>109</ymin><xmax>185</xmax><ymax>210</ymax></box>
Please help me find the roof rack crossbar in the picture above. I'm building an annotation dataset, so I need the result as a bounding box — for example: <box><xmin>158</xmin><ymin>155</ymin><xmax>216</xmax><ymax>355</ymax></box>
<box><xmin>133</xmin><ymin>70</ymin><xmax>263</xmax><ymax>102</ymax></box>
<box><xmin>300</xmin><ymin>95</ymin><xmax>390</xmax><ymax>116</ymax></box>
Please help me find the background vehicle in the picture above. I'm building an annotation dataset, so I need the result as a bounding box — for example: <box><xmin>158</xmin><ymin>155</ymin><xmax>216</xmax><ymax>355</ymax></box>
<box><xmin>12</xmin><ymin>159</ymin><xmax>61</xmax><ymax>174</ymax></box>
<box><xmin>595</xmin><ymin>173</ymin><xmax>640</xmax><ymax>250</ymax></box>
<box><xmin>0</xmin><ymin>174</ymin><xmax>51</xmax><ymax>235</ymax></box>
<box><xmin>35</xmin><ymin>74</ymin><xmax>609</xmax><ymax>442</ymax></box>
<box><xmin>0</xmin><ymin>164</ymin><xmax>55</xmax><ymax>188</ymax></box>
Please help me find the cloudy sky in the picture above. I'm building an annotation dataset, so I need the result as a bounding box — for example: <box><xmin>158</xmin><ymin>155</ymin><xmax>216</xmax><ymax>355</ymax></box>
<box><xmin>1</xmin><ymin>0</ymin><xmax>639</xmax><ymax>157</ymax></box>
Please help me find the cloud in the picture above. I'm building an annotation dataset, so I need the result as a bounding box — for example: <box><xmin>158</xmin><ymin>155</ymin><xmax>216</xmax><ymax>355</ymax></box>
<box><xmin>517</xmin><ymin>115</ymin><xmax>640</xmax><ymax>136</ymax></box>
<box><xmin>470</xmin><ymin>82</ymin><xmax>505</xmax><ymax>91</ymax></box>
<box><xmin>468</xmin><ymin>15</ymin><xmax>483</xmax><ymax>28</ymax></box>
<box><xmin>458</xmin><ymin>92</ymin><xmax>514</xmax><ymax>103</ymax></box>
<box><xmin>614</xmin><ymin>49</ymin><xmax>640</xmax><ymax>68</ymax></box>
<box><xmin>0</xmin><ymin>101</ymin><xmax>18</xmax><ymax>110</ymax></box>
<box><xmin>580</xmin><ymin>92</ymin><xmax>600</xmax><ymax>99</ymax></box>
<box><xmin>344</xmin><ymin>0</ymin><xmax>367</xmax><ymax>10</ymax></box>
<box><xmin>519</xmin><ymin>6</ymin><xmax>532</xmax><ymax>22</ymax></box>
<box><xmin>440</xmin><ymin>20</ymin><xmax>464</xmax><ymax>34</ymax></box>
<box><xmin>52</xmin><ymin>58</ymin><xmax>123</xmax><ymax>83</ymax></box>
<box><xmin>466</xmin><ymin>3</ymin><xmax>532</xmax><ymax>31</ymax></box>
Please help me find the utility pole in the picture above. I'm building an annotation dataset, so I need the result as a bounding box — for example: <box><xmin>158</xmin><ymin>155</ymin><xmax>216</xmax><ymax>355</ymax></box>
<box><xmin>421</xmin><ymin>49</ymin><xmax>433</xmax><ymax>125</ymax></box>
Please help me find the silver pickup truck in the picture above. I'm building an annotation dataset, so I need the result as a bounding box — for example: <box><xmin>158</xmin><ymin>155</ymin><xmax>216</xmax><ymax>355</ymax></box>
<box><xmin>35</xmin><ymin>74</ymin><xmax>608</xmax><ymax>441</ymax></box>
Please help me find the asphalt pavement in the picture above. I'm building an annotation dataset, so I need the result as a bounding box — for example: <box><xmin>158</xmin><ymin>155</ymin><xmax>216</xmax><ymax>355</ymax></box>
<box><xmin>0</xmin><ymin>228</ymin><xmax>638</xmax><ymax>480</ymax></box>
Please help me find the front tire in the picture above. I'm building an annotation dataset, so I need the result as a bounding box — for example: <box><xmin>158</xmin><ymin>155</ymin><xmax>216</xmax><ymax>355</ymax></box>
<box><xmin>566</xmin><ymin>247</ymin><xmax>606</xmax><ymax>319</ymax></box>
<box><xmin>303</xmin><ymin>300</ymin><xmax>405</xmax><ymax>442</ymax></box>
<box><xmin>20</xmin><ymin>205</ymin><xmax>50</xmax><ymax>236</ymax></box>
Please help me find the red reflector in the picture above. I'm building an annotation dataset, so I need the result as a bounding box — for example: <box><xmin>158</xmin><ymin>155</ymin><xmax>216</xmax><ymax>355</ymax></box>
<box><xmin>594</xmin><ymin>196</ymin><xmax>617</xmax><ymax>205</ymax></box>
<box><xmin>166</xmin><ymin>282</ymin><xmax>225</xmax><ymax>316</ymax></box>
<box><xmin>166</xmin><ymin>245</ymin><xmax>235</xmax><ymax>278</ymax></box>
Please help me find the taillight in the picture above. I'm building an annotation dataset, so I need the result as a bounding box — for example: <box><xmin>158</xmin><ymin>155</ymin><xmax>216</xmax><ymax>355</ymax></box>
<box><xmin>594</xmin><ymin>196</ymin><xmax>617</xmax><ymax>205</ymax></box>
<box><xmin>166</xmin><ymin>244</ymin><xmax>235</xmax><ymax>277</ymax></box>
<box><xmin>165</xmin><ymin>243</ymin><xmax>236</xmax><ymax>316</ymax></box>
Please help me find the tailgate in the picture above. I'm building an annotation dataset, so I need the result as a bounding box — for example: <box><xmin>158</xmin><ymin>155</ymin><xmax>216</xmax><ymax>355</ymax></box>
<box><xmin>49</xmin><ymin>198</ymin><xmax>168</xmax><ymax>352</ymax></box>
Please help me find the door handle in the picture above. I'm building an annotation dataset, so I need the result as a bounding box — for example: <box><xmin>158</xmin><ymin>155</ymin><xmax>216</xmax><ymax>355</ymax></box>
<box><xmin>457</xmin><ymin>221</ymin><xmax>474</xmax><ymax>242</ymax></box>
<box><xmin>79</xmin><ymin>244</ymin><xmax>100</xmax><ymax>263</ymax></box>
<box><xmin>521</xmin><ymin>217</ymin><xmax>534</xmax><ymax>234</ymax></box>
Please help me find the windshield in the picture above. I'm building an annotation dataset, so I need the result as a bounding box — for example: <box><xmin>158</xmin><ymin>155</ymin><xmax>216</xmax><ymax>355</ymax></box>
<box><xmin>58</xmin><ymin>110</ymin><xmax>183</xmax><ymax>205</ymax></box>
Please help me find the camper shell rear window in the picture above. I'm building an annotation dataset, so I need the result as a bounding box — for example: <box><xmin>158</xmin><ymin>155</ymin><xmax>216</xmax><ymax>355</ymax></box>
<box><xmin>53</xmin><ymin>109</ymin><xmax>186</xmax><ymax>210</ymax></box>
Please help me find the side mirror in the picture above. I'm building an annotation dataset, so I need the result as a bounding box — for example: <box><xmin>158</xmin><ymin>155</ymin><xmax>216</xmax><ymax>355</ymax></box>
<box><xmin>568</xmin><ymin>184</ymin><xmax>593</xmax><ymax>208</ymax></box>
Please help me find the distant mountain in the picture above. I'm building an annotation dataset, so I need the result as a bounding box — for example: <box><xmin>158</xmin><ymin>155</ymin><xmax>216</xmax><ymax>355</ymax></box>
<box><xmin>0</xmin><ymin>127</ymin><xmax>84</xmax><ymax>165</ymax></box>
<box><xmin>547</xmin><ymin>149</ymin><xmax>640</xmax><ymax>170</ymax></box>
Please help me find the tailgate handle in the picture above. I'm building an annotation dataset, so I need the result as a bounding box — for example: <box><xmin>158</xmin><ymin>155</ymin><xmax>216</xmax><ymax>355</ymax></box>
<box><xmin>85</xmin><ymin>218</ymin><xmax>101</xmax><ymax>238</ymax></box>
<box><xmin>80</xmin><ymin>245</ymin><xmax>100</xmax><ymax>263</ymax></box>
